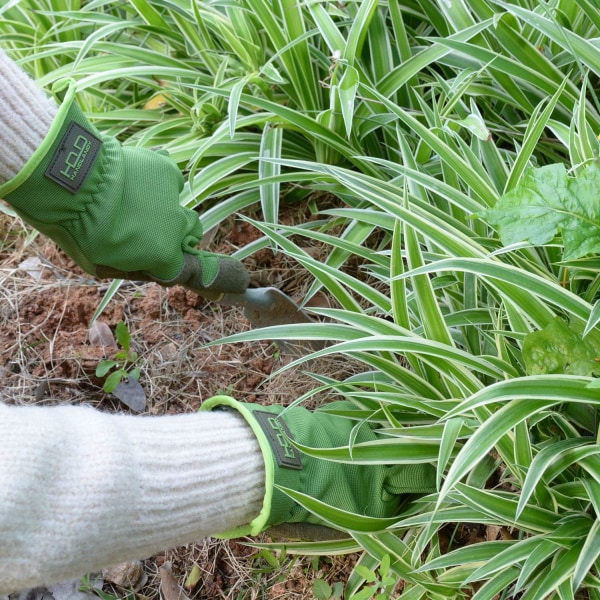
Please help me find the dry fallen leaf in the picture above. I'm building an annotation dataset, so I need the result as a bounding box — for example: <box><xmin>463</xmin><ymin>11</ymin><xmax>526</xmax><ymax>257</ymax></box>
<box><xmin>303</xmin><ymin>290</ymin><xmax>330</xmax><ymax>309</ymax></box>
<box><xmin>103</xmin><ymin>561</ymin><xmax>147</xmax><ymax>590</ymax></box>
<box><xmin>88</xmin><ymin>321</ymin><xmax>117</xmax><ymax>349</ymax></box>
<box><xmin>143</xmin><ymin>93</ymin><xmax>171</xmax><ymax>110</ymax></box>
<box><xmin>18</xmin><ymin>257</ymin><xmax>44</xmax><ymax>280</ymax></box>
<box><xmin>112</xmin><ymin>377</ymin><xmax>147</xmax><ymax>413</ymax></box>
<box><xmin>159</xmin><ymin>563</ymin><xmax>190</xmax><ymax>600</ymax></box>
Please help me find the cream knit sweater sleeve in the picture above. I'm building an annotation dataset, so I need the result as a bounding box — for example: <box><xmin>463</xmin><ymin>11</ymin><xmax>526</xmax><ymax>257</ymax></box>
<box><xmin>0</xmin><ymin>48</ymin><xmax>265</xmax><ymax>594</ymax></box>
<box><xmin>0</xmin><ymin>404</ymin><xmax>265</xmax><ymax>594</ymax></box>
<box><xmin>0</xmin><ymin>48</ymin><xmax>57</xmax><ymax>182</ymax></box>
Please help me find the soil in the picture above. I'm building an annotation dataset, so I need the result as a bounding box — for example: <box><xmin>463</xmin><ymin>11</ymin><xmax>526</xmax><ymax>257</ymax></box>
<box><xmin>0</xmin><ymin>207</ymin><xmax>363</xmax><ymax>599</ymax></box>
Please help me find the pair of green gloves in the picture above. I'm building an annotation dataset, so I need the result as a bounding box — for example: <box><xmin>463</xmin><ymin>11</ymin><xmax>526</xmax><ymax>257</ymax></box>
<box><xmin>0</xmin><ymin>84</ymin><xmax>435</xmax><ymax>537</ymax></box>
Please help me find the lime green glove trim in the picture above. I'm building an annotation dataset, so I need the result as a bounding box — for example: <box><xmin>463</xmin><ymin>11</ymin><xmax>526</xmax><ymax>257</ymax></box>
<box><xmin>200</xmin><ymin>395</ymin><xmax>277</xmax><ymax>538</ymax></box>
<box><xmin>200</xmin><ymin>396</ymin><xmax>306</xmax><ymax>538</ymax></box>
<box><xmin>0</xmin><ymin>81</ymin><xmax>77</xmax><ymax>198</ymax></box>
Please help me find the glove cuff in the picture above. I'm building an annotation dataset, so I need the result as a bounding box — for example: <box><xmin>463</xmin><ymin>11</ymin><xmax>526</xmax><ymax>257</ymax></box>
<box><xmin>0</xmin><ymin>80</ymin><xmax>78</xmax><ymax>198</ymax></box>
<box><xmin>199</xmin><ymin>396</ymin><xmax>303</xmax><ymax>538</ymax></box>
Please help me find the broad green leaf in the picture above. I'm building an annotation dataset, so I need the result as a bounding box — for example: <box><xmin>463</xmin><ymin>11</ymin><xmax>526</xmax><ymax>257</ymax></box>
<box><xmin>523</xmin><ymin>317</ymin><xmax>600</xmax><ymax>377</ymax></box>
<box><xmin>103</xmin><ymin>370</ymin><xmax>125</xmax><ymax>394</ymax></box>
<box><xmin>354</xmin><ymin>565</ymin><xmax>378</xmax><ymax>584</ymax></box>
<box><xmin>115</xmin><ymin>321</ymin><xmax>131</xmax><ymax>353</ymax></box>
<box><xmin>312</xmin><ymin>578</ymin><xmax>333</xmax><ymax>599</ymax></box>
<box><xmin>95</xmin><ymin>360</ymin><xmax>118</xmax><ymax>378</ymax></box>
<box><xmin>484</xmin><ymin>162</ymin><xmax>600</xmax><ymax>260</ymax></box>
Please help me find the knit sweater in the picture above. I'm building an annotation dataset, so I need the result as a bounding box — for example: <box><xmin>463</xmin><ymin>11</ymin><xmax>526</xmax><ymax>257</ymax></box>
<box><xmin>0</xmin><ymin>48</ymin><xmax>265</xmax><ymax>594</ymax></box>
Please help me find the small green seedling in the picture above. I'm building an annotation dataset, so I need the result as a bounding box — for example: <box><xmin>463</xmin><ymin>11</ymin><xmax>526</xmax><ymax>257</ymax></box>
<box><xmin>96</xmin><ymin>321</ymin><xmax>140</xmax><ymax>393</ymax></box>
<box><xmin>313</xmin><ymin>578</ymin><xmax>344</xmax><ymax>599</ymax></box>
<box><xmin>352</xmin><ymin>554</ymin><xmax>397</xmax><ymax>600</ymax></box>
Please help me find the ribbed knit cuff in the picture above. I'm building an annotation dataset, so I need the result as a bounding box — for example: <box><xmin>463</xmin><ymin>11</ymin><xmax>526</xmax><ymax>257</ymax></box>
<box><xmin>0</xmin><ymin>48</ymin><xmax>58</xmax><ymax>184</ymax></box>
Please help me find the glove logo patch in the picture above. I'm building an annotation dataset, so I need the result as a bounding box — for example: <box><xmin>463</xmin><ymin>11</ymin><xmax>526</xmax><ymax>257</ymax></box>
<box><xmin>253</xmin><ymin>411</ymin><xmax>303</xmax><ymax>470</ymax></box>
<box><xmin>45</xmin><ymin>121</ymin><xmax>102</xmax><ymax>193</ymax></box>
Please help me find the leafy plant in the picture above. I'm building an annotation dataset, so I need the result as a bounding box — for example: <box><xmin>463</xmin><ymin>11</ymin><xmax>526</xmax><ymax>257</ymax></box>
<box><xmin>95</xmin><ymin>321</ymin><xmax>140</xmax><ymax>394</ymax></box>
<box><xmin>484</xmin><ymin>162</ymin><xmax>600</xmax><ymax>261</ymax></box>
<box><xmin>312</xmin><ymin>577</ymin><xmax>344</xmax><ymax>600</ymax></box>
<box><xmin>3</xmin><ymin>1</ymin><xmax>600</xmax><ymax>598</ymax></box>
<box><xmin>350</xmin><ymin>554</ymin><xmax>397</xmax><ymax>600</ymax></box>
<box><xmin>523</xmin><ymin>317</ymin><xmax>600</xmax><ymax>377</ymax></box>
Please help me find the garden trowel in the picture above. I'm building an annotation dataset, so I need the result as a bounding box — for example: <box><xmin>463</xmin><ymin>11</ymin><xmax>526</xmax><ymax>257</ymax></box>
<box><xmin>200</xmin><ymin>287</ymin><xmax>318</xmax><ymax>355</ymax></box>
<box><xmin>197</xmin><ymin>286</ymin><xmax>323</xmax><ymax>354</ymax></box>
<box><xmin>209</xmin><ymin>287</ymin><xmax>314</xmax><ymax>328</ymax></box>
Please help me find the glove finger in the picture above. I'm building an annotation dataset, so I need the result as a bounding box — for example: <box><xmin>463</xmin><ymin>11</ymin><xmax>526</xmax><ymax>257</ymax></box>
<box><xmin>95</xmin><ymin>253</ymin><xmax>249</xmax><ymax>294</ymax></box>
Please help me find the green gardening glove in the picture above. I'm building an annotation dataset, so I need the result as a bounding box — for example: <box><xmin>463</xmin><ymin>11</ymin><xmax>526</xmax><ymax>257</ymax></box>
<box><xmin>0</xmin><ymin>82</ymin><xmax>249</xmax><ymax>294</ymax></box>
<box><xmin>200</xmin><ymin>396</ymin><xmax>436</xmax><ymax>538</ymax></box>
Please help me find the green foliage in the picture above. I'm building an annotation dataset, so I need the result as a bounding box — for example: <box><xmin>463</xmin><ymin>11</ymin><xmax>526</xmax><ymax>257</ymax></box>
<box><xmin>485</xmin><ymin>162</ymin><xmax>600</xmax><ymax>260</ymax></box>
<box><xmin>313</xmin><ymin>577</ymin><xmax>345</xmax><ymax>600</ymax></box>
<box><xmin>351</xmin><ymin>554</ymin><xmax>397</xmax><ymax>600</ymax></box>
<box><xmin>523</xmin><ymin>317</ymin><xmax>600</xmax><ymax>377</ymax></box>
<box><xmin>95</xmin><ymin>321</ymin><xmax>140</xmax><ymax>393</ymax></box>
<box><xmin>3</xmin><ymin>1</ymin><xmax>600</xmax><ymax>598</ymax></box>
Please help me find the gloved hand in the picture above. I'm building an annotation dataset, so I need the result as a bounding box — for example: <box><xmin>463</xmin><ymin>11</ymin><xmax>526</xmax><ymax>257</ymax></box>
<box><xmin>0</xmin><ymin>82</ymin><xmax>249</xmax><ymax>295</ymax></box>
<box><xmin>200</xmin><ymin>396</ymin><xmax>436</xmax><ymax>538</ymax></box>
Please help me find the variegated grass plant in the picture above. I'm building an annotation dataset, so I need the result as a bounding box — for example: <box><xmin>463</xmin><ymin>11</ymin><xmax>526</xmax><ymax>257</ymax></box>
<box><xmin>2</xmin><ymin>1</ymin><xmax>600</xmax><ymax>598</ymax></box>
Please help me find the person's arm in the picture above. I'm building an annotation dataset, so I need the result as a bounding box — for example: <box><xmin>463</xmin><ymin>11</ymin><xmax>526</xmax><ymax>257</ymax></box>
<box><xmin>0</xmin><ymin>48</ymin><xmax>248</xmax><ymax>295</ymax></box>
<box><xmin>0</xmin><ymin>397</ymin><xmax>436</xmax><ymax>595</ymax></box>
<box><xmin>0</xmin><ymin>402</ymin><xmax>265</xmax><ymax>594</ymax></box>
<box><xmin>0</xmin><ymin>48</ymin><xmax>57</xmax><ymax>183</ymax></box>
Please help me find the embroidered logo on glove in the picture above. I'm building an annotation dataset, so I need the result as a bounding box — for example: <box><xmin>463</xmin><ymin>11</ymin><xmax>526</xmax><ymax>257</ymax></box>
<box><xmin>46</xmin><ymin>121</ymin><xmax>102</xmax><ymax>193</ymax></box>
<box><xmin>253</xmin><ymin>411</ymin><xmax>303</xmax><ymax>470</ymax></box>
